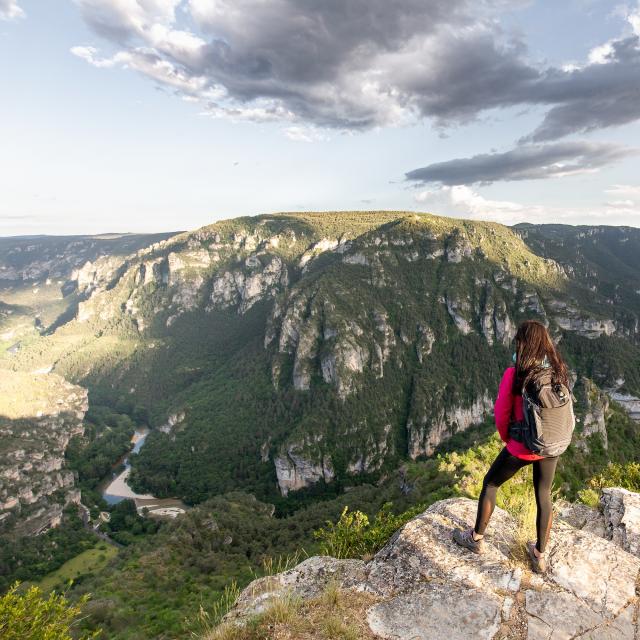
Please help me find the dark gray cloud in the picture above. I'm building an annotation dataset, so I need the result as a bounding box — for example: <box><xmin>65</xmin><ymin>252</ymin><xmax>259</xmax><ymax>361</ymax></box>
<box><xmin>73</xmin><ymin>0</ymin><xmax>541</xmax><ymax>129</ymax></box>
<box><xmin>405</xmin><ymin>141</ymin><xmax>638</xmax><ymax>185</ymax></box>
<box><xmin>190</xmin><ymin>0</ymin><xmax>537</xmax><ymax>129</ymax></box>
<box><xmin>522</xmin><ymin>36</ymin><xmax>640</xmax><ymax>141</ymax></box>
<box><xmin>73</xmin><ymin>0</ymin><xmax>640</xmax><ymax>142</ymax></box>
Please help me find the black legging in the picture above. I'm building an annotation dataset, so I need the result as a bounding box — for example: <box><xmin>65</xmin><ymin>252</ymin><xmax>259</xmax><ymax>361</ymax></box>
<box><xmin>474</xmin><ymin>446</ymin><xmax>559</xmax><ymax>552</ymax></box>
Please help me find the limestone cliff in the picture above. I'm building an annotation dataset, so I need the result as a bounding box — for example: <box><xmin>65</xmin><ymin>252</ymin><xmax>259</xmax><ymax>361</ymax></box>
<box><xmin>0</xmin><ymin>369</ymin><xmax>87</xmax><ymax>535</ymax></box>
<box><xmin>273</xmin><ymin>437</ymin><xmax>335</xmax><ymax>497</ymax></box>
<box><xmin>407</xmin><ymin>392</ymin><xmax>494</xmax><ymax>459</ymax></box>
<box><xmin>575</xmin><ymin>377</ymin><xmax>610</xmax><ymax>451</ymax></box>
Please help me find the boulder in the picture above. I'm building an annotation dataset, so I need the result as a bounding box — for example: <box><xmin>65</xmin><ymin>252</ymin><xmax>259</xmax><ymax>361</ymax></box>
<box><xmin>601</xmin><ymin>487</ymin><xmax>640</xmax><ymax>557</ymax></box>
<box><xmin>545</xmin><ymin>519</ymin><xmax>639</xmax><ymax>616</ymax></box>
<box><xmin>559</xmin><ymin>489</ymin><xmax>640</xmax><ymax>559</ymax></box>
<box><xmin>223</xmin><ymin>556</ymin><xmax>367</xmax><ymax>622</ymax></box>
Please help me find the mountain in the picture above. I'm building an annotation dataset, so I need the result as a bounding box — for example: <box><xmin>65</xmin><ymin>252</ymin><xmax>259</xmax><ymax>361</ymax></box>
<box><xmin>0</xmin><ymin>232</ymin><xmax>177</xmax><ymax>353</ymax></box>
<box><xmin>2</xmin><ymin>212</ymin><xmax>639</xmax><ymax>512</ymax></box>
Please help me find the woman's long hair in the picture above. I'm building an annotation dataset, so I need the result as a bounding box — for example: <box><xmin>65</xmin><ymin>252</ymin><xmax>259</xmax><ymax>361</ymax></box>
<box><xmin>512</xmin><ymin>320</ymin><xmax>569</xmax><ymax>394</ymax></box>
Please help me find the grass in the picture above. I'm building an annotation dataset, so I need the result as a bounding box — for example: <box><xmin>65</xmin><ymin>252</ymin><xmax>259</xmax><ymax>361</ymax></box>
<box><xmin>36</xmin><ymin>544</ymin><xmax>119</xmax><ymax>593</ymax></box>
<box><xmin>202</xmin><ymin>582</ymin><xmax>379</xmax><ymax>640</ymax></box>
<box><xmin>250</xmin><ymin>551</ymin><xmax>308</xmax><ymax>582</ymax></box>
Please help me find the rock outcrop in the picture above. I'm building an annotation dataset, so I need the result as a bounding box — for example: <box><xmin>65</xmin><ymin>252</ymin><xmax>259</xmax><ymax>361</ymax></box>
<box><xmin>273</xmin><ymin>436</ymin><xmax>335</xmax><ymax>496</ymax></box>
<box><xmin>445</xmin><ymin>295</ymin><xmax>473</xmax><ymax>335</ymax></box>
<box><xmin>601</xmin><ymin>488</ymin><xmax>640</xmax><ymax>558</ymax></box>
<box><xmin>558</xmin><ymin>487</ymin><xmax>640</xmax><ymax>560</ymax></box>
<box><xmin>407</xmin><ymin>393</ymin><xmax>493</xmax><ymax>459</ymax></box>
<box><xmin>268</xmin><ymin>287</ymin><xmax>376</xmax><ymax>399</ymax></box>
<box><xmin>209</xmin><ymin>255</ymin><xmax>288</xmax><ymax>314</ymax></box>
<box><xmin>548</xmin><ymin>300</ymin><xmax>617</xmax><ymax>338</ymax></box>
<box><xmin>224</xmin><ymin>497</ymin><xmax>640</xmax><ymax>639</ymax></box>
<box><xmin>608</xmin><ymin>390</ymin><xmax>640</xmax><ymax>422</ymax></box>
<box><xmin>575</xmin><ymin>377</ymin><xmax>610</xmax><ymax>451</ymax></box>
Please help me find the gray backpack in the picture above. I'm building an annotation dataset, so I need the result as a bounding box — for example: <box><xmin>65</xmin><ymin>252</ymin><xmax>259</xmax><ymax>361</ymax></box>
<box><xmin>509</xmin><ymin>370</ymin><xmax>575</xmax><ymax>457</ymax></box>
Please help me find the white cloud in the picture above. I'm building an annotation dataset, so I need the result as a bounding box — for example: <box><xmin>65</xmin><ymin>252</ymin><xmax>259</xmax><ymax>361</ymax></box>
<box><xmin>414</xmin><ymin>185</ymin><xmax>528</xmax><ymax>224</ymax></box>
<box><xmin>121</xmin><ymin>49</ymin><xmax>209</xmax><ymax>94</ymax></box>
<box><xmin>413</xmin><ymin>184</ymin><xmax>640</xmax><ymax>226</ymax></box>
<box><xmin>581</xmin><ymin>3</ymin><xmax>639</xmax><ymax>67</ymax></box>
<box><xmin>587</xmin><ymin>42</ymin><xmax>615</xmax><ymax>65</ymax></box>
<box><xmin>0</xmin><ymin>0</ymin><xmax>24</xmax><ymax>20</ymax></box>
<box><xmin>146</xmin><ymin>23</ymin><xmax>205</xmax><ymax>64</ymax></box>
<box><xmin>603</xmin><ymin>183</ymin><xmax>640</xmax><ymax>215</ymax></box>
<box><xmin>71</xmin><ymin>45</ymin><xmax>119</xmax><ymax>68</ymax></box>
<box><xmin>606</xmin><ymin>199</ymin><xmax>636</xmax><ymax>207</ymax></box>
<box><xmin>71</xmin><ymin>45</ymin><xmax>208</xmax><ymax>94</ymax></box>
<box><xmin>627</xmin><ymin>2</ymin><xmax>640</xmax><ymax>35</ymax></box>
<box><xmin>74</xmin><ymin>0</ymin><xmax>181</xmax><ymax>38</ymax></box>
<box><xmin>200</xmin><ymin>100</ymin><xmax>296</xmax><ymax>124</ymax></box>
<box><xmin>283</xmin><ymin>126</ymin><xmax>331</xmax><ymax>143</ymax></box>
<box><xmin>605</xmin><ymin>183</ymin><xmax>640</xmax><ymax>197</ymax></box>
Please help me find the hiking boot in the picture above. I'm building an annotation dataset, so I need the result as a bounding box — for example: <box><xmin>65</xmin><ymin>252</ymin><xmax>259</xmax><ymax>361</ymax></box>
<box><xmin>453</xmin><ymin>527</ymin><xmax>485</xmax><ymax>554</ymax></box>
<box><xmin>527</xmin><ymin>541</ymin><xmax>547</xmax><ymax>574</ymax></box>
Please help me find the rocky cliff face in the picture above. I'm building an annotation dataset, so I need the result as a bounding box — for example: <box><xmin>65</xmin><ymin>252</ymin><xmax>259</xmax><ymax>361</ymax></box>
<box><xmin>608</xmin><ymin>389</ymin><xmax>640</xmax><ymax>422</ymax></box>
<box><xmin>407</xmin><ymin>392</ymin><xmax>494</xmax><ymax>459</ymax></box>
<box><xmin>273</xmin><ymin>438</ymin><xmax>335</xmax><ymax>497</ymax></box>
<box><xmin>0</xmin><ymin>234</ymin><xmax>175</xmax><ymax>284</ymax></box>
<box><xmin>548</xmin><ymin>300</ymin><xmax>617</xmax><ymax>338</ymax></box>
<box><xmin>223</xmin><ymin>495</ymin><xmax>640</xmax><ymax>639</ymax></box>
<box><xmin>273</xmin><ymin>423</ymin><xmax>393</xmax><ymax>495</ymax></box>
<box><xmin>575</xmin><ymin>377</ymin><xmax>610</xmax><ymax>451</ymax></box>
<box><xmin>0</xmin><ymin>369</ymin><xmax>88</xmax><ymax>535</ymax></box>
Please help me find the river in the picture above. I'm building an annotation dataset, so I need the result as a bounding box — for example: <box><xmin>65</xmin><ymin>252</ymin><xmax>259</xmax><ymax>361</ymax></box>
<box><xmin>102</xmin><ymin>428</ymin><xmax>186</xmax><ymax>519</ymax></box>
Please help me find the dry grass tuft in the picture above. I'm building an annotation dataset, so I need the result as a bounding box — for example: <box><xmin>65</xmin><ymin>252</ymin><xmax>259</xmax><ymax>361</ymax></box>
<box><xmin>202</xmin><ymin>583</ymin><xmax>380</xmax><ymax>640</ymax></box>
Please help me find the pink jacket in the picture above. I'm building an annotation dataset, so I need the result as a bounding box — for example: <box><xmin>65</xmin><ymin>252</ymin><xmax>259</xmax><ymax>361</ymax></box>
<box><xmin>494</xmin><ymin>366</ymin><xmax>543</xmax><ymax>461</ymax></box>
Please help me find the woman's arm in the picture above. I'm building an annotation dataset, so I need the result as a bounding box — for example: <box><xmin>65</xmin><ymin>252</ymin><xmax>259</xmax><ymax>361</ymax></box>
<box><xmin>494</xmin><ymin>367</ymin><xmax>515</xmax><ymax>442</ymax></box>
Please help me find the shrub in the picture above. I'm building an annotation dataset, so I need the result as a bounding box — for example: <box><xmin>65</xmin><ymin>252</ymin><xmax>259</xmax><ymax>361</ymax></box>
<box><xmin>313</xmin><ymin>501</ymin><xmax>425</xmax><ymax>560</ymax></box>
<box><xmin>589</xmin><ymin>462</ymin><xmax>640</xmax><ymax>492</ymax></box>
<box><xmin>577</xmin><ymin>488</ymin><xmax>600</xmax><ymax>508</ymax></box>
<box><xmin>0</xmin><ymin>582</ymin><xmax>99</xmax><ymax>640</ymax></box>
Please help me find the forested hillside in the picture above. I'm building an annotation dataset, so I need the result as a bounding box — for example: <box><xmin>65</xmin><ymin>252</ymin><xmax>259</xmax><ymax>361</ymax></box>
<box><xmin>2</xmin><ymin>212</ymin><xmax>640</xmax><ymax>504</ymax></box>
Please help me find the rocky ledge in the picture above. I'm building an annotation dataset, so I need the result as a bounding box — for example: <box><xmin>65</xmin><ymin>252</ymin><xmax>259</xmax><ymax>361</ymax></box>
<box><xmin>224</xmin><ymin>496</ymin><xmax>640</xmax><ymax>639</ymax></box>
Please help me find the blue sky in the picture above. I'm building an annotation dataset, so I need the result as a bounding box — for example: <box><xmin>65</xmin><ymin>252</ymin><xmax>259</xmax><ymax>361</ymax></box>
<box><xmin>1</xmin><ymin>0</ymin><xmax>640</xmax><ymax>235</ymax></box>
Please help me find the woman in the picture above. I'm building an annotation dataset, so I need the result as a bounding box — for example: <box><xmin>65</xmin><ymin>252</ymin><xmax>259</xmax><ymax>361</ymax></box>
<box><xmin>452</xmin><ymin>319</ymin><xmax>570</xmax><ymax>573</ymax></box>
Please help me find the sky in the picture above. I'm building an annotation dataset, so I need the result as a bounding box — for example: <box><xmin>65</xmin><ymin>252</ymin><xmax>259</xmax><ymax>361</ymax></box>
<box><xmin>1</xmin><ymin>1</ymin><xmax>640</xmax><ymax>235</ymax></box>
